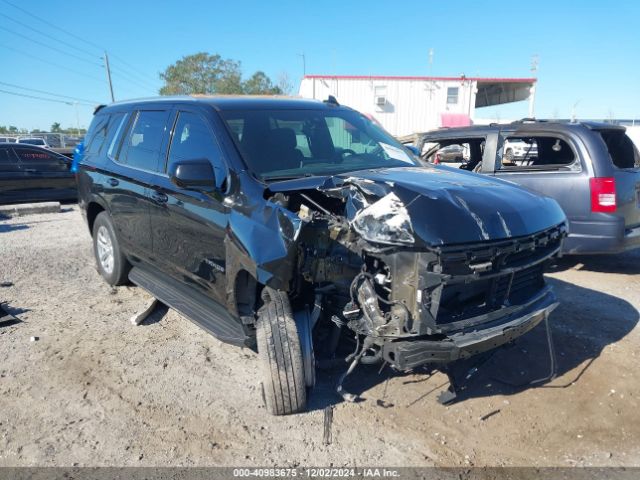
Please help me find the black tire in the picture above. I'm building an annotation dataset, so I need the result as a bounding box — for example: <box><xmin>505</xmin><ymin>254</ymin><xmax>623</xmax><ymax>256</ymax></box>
<box><xmin>92</xmin><ymin>211</ymin><xmax>130</xmax><ymax>286</ymax></box>
<box><xmin>256</xmin><ymin>288</ymin><xmax>307</xmax><ymax>415</ymax></box>
<box><xmin>505</xmin><ymin>148</ymin><xmax>514</xmax><ymax>162</ymax></box>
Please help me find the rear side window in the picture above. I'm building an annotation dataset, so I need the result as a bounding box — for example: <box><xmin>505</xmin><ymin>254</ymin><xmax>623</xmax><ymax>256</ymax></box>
<box><xmin>598</xmin><ymin>130</ymin><xmax>640</xmax><ymax>169</ymax></box>
<box><xmin>118</xmin><ymin>110</ymin><xmax>169</xmax><ymax>172</ymax></box>
<box><xmin>499</xmin><ymin>136</ymin><xmax>577</xmax><ymax>171</ymax></box>
<box><xmin>105</xmin><ymin>113</ymin><xmax>128</xmax><ymax>157</ymax></box>
<box><xmin>85</xmin><ymin>114</ymin><xmax>110</xmax><ymax>155</ymax></box>
<box><xmin>14</xmin><ymin>147</ymin><xmax>61</xmax><ymax>165</ymax></box>
<box><xmin>422</xmin><ymin>137</ymin><xmax>486</xmax><ymax>171</ymax></box>
<box><xmin>167</xmin><ymin>111</ymin><xmax>226</xmax><ymax>187</ymax></box>
<box><xmin>0</xmin><ymin>147</ymin><xmax>18</xmax><ymax>171</ymax></box>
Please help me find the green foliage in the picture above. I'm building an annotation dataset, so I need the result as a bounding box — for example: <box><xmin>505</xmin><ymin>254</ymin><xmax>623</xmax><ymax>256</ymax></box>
<box><xmin>159</xmin><ymin>52</ymin><xmax>283</xmax><ymax>96</ymax></box>
<box><xmin>0</xmin><ymin>124</ymin><xmax>86</xmax><ymax>135</ymax></box>
<box><xmin>243</xmin><ymin>71</ymin><xmax>281</xmax><ymax>95</ymax></box>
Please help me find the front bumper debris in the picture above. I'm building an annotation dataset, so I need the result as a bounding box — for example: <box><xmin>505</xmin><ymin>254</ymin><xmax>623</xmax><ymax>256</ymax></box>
<box><xmin>381</xmin><ymin>287</ymin><xmax>558</xmax><ymax>370</ymax></box>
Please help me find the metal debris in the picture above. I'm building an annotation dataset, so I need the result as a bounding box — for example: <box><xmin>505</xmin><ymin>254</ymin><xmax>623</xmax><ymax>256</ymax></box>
<box><xmin>0</xmin><ymin>303</ymin><xmax>22</xmax><ymax>328</ymax></box>
<box><xmin>323</xmin><ymin>406</ymin><xmax>333</xmax><ymax>445</ymax></box>
<box><xmin>130</xmin><ymin>298</ymin><xmax>159</xmax><ymax>326</ymax></box>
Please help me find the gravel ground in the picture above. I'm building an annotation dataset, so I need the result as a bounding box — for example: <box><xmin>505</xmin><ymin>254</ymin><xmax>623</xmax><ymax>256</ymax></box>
<box><xmin>0</xmin><ymin>206</ymin><xmax>639</xmax><ymax>467</ymax></box>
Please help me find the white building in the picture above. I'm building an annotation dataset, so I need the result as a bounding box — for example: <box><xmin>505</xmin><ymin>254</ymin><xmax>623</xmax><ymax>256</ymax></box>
<box><xmin>298</xmin><ymin>75</ymin><xmax>536</xmax><ymax>136</ymax></box>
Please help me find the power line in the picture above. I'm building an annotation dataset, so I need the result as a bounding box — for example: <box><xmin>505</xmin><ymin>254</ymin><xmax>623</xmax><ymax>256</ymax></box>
<box><xmin>0</xmin><ymin>88</ymin><xmax>96</xmax><ymax>106</ymax></box>
<box><xmin>0</xmin><ymin>81</ymin><xmax>99</xmax><ymax>104</ymax></box>
<box><xmin>109</xmin><ymin>53</ymin><xmax>160</xmax><ymax>87</ymax></box>
<box><xmin>0</xmin><ymin>12</ymin><xmax>100</xmax><ymax>61</ymax></box>
<box><xmin>110</xmin><ymin>66</ymin><xmax>158</xmax><ymax>92</ymax></box>
<box><xmin>0</xmin><ymin>25</ymin><xmax>103</xmax><ymax>68</ymax></box>
<box><xmin>1</xmin><ymin>0</ymin><xmax>104</xmax><ymax>51</ymax></box>
<box><xmin>2</xmin><ymin>0</ymin><xmax>160</xmax><ymax>87</ymax></box>
<box><xmin>0</xmin><ymin>44</ymin><xmax>106</xmax><ymax>83</ymax></box>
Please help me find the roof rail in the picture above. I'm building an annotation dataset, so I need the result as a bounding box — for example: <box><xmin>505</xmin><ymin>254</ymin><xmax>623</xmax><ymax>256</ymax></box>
<box><xmin>323</xmin><ymin>95</ymin><xmax>340</xmax><ymax>106</ymax></box>
<box><xmin>511</xmin><ymin>117</ymin><xmax>547</xmax><ymax>124</ymax></box>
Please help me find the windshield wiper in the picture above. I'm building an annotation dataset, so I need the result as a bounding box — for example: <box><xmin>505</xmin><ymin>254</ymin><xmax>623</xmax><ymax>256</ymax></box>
<box><xmin>263</xmin><ymin>173</ymin><xmax>317</xmax><ymax>182</ymax></box>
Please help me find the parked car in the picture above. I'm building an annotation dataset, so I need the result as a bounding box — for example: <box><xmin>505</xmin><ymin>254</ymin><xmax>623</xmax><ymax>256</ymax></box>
<box><xmin>77</xmin><ymin>97</ymin><xmax>567</xmax><ymax>415</ymax></box>
<box><xmin>0</xmin><ymin>143</ymin><xmax>76</xmax><ymax>204</ymax></box>
<box><xmin>504</xmin><ymin>138</ymin><xmax>538</xmax><ymax>162</ymax></box>
<box><xmin>409</xmin><ymin>120</ymin><xmax>640</xmax><ymax>254</ymax></box>
<box><xmin>0</xmin><ymin>137</ymin><xmax>16</xmax><ymax>143</ymax></box>
<box><xmin>17</xmin><ymin>137</ymin><xmax>50</xmax><ymax>148</ymax></box>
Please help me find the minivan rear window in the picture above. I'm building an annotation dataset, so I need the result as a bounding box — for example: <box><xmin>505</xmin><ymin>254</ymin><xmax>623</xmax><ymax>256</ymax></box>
<box><xmin>598</xmin><ymin>130</ymin><xmax>640</xmax><ymax>169</ymax></box>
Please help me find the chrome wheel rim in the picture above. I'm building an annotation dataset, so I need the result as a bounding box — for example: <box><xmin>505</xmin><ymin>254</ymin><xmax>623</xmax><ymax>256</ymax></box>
<box><xmin>96</xmin><ymin>225</ymin><xmax>115</xmax><ymax>275</ymax></box>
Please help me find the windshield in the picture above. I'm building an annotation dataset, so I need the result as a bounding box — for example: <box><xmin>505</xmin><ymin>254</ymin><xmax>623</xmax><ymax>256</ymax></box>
<box><xmin>20</xmin><ymin>138</ymin><xmax>45</xmax><ymax>145</ymax></box>
<box><xmin>219</xmin><ymin>108</ymin><xmax>420</xmax><ymax>180</ymax></box>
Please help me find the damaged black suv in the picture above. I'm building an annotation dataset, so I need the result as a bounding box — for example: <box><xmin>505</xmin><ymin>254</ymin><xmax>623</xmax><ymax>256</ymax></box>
<box><xmin>77</xmin><ymin>96</ymin><xmax>567</xmax><ymax>415</ymax></box>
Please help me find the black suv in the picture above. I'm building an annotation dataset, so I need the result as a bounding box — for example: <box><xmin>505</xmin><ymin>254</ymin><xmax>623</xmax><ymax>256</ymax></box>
<box><xmin>402</xmin><ymin>120</ymin><xmax>640</xmax><ymax>254</ymax></box>
<box><xmin>77</xmin><ymin>97</ymin><xmax>567</xmax><ymax>414</ymax></box>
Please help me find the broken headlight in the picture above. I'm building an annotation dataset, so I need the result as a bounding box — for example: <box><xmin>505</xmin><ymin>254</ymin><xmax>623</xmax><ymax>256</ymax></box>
<box><xmin>351</xmin><ymin>192</ymin><xmax>415</xmax><ymax>245</ymax></box>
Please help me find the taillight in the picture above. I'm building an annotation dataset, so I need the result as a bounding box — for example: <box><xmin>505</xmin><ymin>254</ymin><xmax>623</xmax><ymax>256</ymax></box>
<box><xmin>590</xmin><ymin>177</ymin><xmax>616</xmax><ymax>213</ymax></box>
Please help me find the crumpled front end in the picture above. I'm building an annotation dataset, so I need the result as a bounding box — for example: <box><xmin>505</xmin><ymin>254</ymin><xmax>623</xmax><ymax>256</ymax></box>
<box><xmin>263</xmin><ymin>167</ymin><xmax>567</xmax><ymax>371</ymax></box>
<box><xmin>345</xmin><ymin>224</ymin><xmax>565</xmax><ymax>369</ymax></box>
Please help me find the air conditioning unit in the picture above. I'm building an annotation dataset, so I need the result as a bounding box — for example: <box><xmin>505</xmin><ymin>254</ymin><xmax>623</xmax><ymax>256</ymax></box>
<box><xmin>375</xmin><ymin>95</ymin><xmax>387</xmax><ymax>106</ymax></box>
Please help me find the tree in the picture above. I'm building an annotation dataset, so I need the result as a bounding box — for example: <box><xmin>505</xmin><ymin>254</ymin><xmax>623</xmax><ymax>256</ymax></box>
<box><xmin>276</xmin><ymin>72</ymin><xmax>294</xmax><ymax>95</ymax></box>
<box><xmin>51</xmin><ymin>122</ymin><xmax>62</xmax><ymax>133</ymax></box>
<box><xmin>159</xmin><ymin>52</ymin><xmax>243</xmax><ymax>95</ymax></box>
<box><xmin>243</xmin><ymin>71</ymin><xmax>281</xmax><ymax>95</ymax></box>
<box><xmin>159</xmin><ymin>52</ymin><xmax>284</xmax><ymax>96</ymax></box>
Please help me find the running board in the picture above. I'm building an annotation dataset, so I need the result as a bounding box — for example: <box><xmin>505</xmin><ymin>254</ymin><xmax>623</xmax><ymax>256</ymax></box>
<box><xmin>128</xmin><ymin>266</ymin><xmax>248</xmax><ymax>347</ymax></box>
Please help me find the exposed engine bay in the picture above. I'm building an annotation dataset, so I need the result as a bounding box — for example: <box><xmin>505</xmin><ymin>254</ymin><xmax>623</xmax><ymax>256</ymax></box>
<box><xmin>261</xmin><ymin>171</ymin><xmax>567</xmax><ymax>398</ymax></box>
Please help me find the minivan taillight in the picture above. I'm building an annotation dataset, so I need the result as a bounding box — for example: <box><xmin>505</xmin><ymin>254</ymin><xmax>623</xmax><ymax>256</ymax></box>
<box><xmin>590</xmin><ymin>177</ymin><xmax>617</xmax><ymax>213</ymax></box>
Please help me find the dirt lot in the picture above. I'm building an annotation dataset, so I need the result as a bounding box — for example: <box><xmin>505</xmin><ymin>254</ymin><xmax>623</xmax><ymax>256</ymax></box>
<box><xmin>1</xmin><ymin>206</ymin><xmax>639</xmax><ymax>467</ymax></box>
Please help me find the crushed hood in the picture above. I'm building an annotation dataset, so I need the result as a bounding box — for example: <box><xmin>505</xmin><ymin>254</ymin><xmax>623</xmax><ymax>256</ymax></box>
<box><xmin>267</xmin><ymin>166</ymin><xmax>567</xmax><ymax>246</ymax></box>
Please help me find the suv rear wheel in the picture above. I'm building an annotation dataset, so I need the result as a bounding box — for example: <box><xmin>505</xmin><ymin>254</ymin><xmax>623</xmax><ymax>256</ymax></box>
<box><xmin>256</xmin><ymin>288</ymin><xmax>307</xmax><ymax>415</ymax></box>
<box><xmin>92</xmin><ymin>212</ymin><xmax>130</xmax><ymax>286</ymax></box>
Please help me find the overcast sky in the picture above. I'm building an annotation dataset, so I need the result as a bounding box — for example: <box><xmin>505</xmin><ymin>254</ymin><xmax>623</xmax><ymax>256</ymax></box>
<box><xmin>1</xmin><ymin>0</ymin><xmax>638</xmax><ymax>131</ymax></box>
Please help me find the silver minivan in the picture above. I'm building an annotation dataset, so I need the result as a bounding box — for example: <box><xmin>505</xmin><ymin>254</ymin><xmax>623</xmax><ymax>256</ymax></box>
<box><xmin>407</xmin><ymin>120</ymin><xmax>640</xmax><ymax>254</ymax></box>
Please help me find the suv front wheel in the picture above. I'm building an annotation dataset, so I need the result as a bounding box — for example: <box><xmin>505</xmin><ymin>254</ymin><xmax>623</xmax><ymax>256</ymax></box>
<box><xmin>92</xmin><ymin>212</ymin><xmax>130</xmax><ymax>286</ymax></box>
<box><xmin>256</xmin><ymin>288</ymin><xmax>307</xmax><ymax>415</ymax></box>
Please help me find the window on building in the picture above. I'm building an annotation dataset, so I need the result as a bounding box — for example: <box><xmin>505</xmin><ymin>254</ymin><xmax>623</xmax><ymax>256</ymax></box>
<box><xmin>446</xmin><ymin>87</ymin><xmax>459</xmax><ymax>105</ymax></box>
<box><xmin>167</xmin><ymin>111</ymin><xmax>226</xmax><ymax>187</ymax></box>
<box><xmin>499</xmin><ymin>136</ymin><xmax>578</xmax><ymax>170</ymax></box>
<box><xmin>374</xmin><ymin>85</ymin><xmax>387</xmax><ymax>107</ymax></box>
<box><xmin>118</xmin><ymin>110</ymin><xmax>169</xmax><ymax>171</ymax></box>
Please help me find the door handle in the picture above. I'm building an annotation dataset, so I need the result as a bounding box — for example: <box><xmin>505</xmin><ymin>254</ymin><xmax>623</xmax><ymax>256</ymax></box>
<box><xmin>23</xmin><ymin>168</ymin><xmax>37</xmax><ymax>173</ymax></box>
<box><xmin>151</xmin><ymin>191</ymin><xmax>168</xmax><ymax>203</ymax></box>
<box><xmin>107</xmin><ymin>177</ymin><xmax>119</xmax><ymax>187</ymax></box>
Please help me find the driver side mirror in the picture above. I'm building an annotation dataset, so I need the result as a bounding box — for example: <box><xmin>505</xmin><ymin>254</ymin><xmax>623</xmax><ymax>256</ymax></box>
<box><xmin>169</xmin><ymin>159</ymin><xmax>216</xmax><ymax>192</ymax></box>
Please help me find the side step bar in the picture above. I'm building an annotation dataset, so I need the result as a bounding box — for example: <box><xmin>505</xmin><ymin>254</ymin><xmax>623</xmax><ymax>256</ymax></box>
<box><xmin>129</xmin><ymin>266</ymin><xmax>248</xmax><ymax>347</ymax></box>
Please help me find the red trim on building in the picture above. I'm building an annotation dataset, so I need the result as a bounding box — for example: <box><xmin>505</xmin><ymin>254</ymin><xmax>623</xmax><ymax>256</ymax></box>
<box><xmin>303</xmin><ymin>75</ymin><xmax>537</xmax><ymax>83</ymax></box>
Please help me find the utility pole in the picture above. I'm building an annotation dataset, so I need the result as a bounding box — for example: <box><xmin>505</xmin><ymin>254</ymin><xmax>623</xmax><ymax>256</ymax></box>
<box><xmin>529</xmin><ymin>54</ymin><xmax>539</xmax><ymax>118</ymax></box>
<box><xmin>298</xmin><ymin>52</ymin><xmax>306</xmax><ymax>77</ymax></box>
<box><xmin>73</xmin><ymin>101</ymin><xmax>80</xmax><ymax>135</ymax></box>
<box><xmin>103</xmin><ymin>51</ymin><xmax>115</xmax><ymax>102</ymax></box>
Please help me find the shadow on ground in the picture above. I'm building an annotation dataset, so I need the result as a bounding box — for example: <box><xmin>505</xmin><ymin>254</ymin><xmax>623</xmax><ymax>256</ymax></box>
<box><xmin>307</xmin><ymin>277</ymin><xmax>639</xmax><ymax>411</ymax></box>
<box><xmin>0</xmin><ymin>223</ymin><xmax>29</xmax><ymax>233</ymax></box>
<box><xmin>550</xmin><ymin>249</ymin><xmax>640</xmax><ymax>275</ymax></box>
